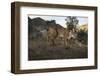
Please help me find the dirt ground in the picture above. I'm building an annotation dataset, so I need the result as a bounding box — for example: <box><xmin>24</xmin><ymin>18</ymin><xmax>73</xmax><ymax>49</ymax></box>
<box><xmin>28</xmin><ymin>38</ymin><xmax>88</xmax><ymax>60</ymax></box>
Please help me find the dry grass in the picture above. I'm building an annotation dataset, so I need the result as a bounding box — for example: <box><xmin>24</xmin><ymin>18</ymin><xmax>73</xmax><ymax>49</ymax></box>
<box><xmin>28</xmin><ymin>38</ymin><xmax>88</xmax><ymax>60</ymax></box>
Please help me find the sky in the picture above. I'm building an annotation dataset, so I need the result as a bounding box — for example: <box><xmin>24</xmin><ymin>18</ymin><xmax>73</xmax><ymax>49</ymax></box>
<box><xmin>28</xmin><ymin>15</ymin><xmax>88</xmax><ymax>28</ymax></box>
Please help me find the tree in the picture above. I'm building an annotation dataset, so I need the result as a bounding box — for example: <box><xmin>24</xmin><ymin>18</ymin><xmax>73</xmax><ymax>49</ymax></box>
<box><xmin>65</xmin><ymin>16</ymin><xmax>79</xmax><ymax>30</ymax></box>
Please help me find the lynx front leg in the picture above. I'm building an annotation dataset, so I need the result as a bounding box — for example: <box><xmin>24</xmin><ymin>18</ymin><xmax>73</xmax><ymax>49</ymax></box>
<box><xmin>64</xmin><ymin>38</ymin><xmax>70</xmax><ymax>49</ymax></box>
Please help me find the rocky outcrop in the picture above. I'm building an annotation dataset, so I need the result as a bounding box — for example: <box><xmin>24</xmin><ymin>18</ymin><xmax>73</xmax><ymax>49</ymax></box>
<box><xmin>28</xmin><ymin>17</ymin><xmax>64</xmax><ymax>39</ymax></box>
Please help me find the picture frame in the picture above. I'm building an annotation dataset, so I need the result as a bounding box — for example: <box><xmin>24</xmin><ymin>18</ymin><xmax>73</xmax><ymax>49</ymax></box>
<box><xmin>11</xmin><ymin>2</ymin><xmax>97</xmax><ymax>74</ymax></box>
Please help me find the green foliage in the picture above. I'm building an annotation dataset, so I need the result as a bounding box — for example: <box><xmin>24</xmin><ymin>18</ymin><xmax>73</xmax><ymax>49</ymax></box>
<box><xmin>77</xmin><ymin>29</ymin><xmax>88</xmax><ymax>45</ymax></box>
<box><xmin>65</xmin><ymin>16</ymin><xmax>79</xmax><ymax>30</ymax></box>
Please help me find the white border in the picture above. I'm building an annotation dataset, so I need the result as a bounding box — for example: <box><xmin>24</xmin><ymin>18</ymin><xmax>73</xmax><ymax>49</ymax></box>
<box><xmin>20</xmin><ymin>7</ymin><xmax>95</xmax><ymax>70</ymax></box>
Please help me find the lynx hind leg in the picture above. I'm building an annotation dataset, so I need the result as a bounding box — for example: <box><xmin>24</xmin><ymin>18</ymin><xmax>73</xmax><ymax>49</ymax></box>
<box><xmin>47</xmin><ymin>38</ymin><xmax>56</xmax><ymax>46</ymax></box>
<box><xmin>47</xmin><ymin>35</ymin><xmax>50</xmax><ymax>45</ymax></box>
